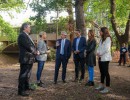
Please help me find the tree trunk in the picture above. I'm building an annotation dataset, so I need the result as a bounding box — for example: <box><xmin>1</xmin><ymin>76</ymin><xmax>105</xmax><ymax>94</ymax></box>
<box><xmin>110</xmin><ymin>0</ymin><xmax>130</xmax><ymax>46</ymax></box>
<box><xmin>125</xmin><ymin>14</ymin><xmax>130</xmax><ymax>42</ymax></box>
<box><xmin>75</xmin><ymin>0</ymin><xmax>86</xmax><ymax>36</ymax></box>
<box><xmin>66</xmin><ymin>0</ymin><xmax>75</xmax><ymax>44</ymax></box>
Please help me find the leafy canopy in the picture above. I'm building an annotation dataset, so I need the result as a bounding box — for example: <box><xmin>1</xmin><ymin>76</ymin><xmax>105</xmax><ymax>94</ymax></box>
<box><xmin>29</xmin><ymin>0</ymin><xmax>69</xmax><ymax>33</ymax></box>
<box><xmin>0</xmin><ymin>16</ymin><xmax>17</xmax><ymax>42</ymax></box>
<box><xmin>0</xmin><ymin>0</ymin><xmax>25</xmax><ymax>42</ymax></box>
<box><xmin>84</xmin><ymin>0</ymin><xmax>130</xmax><ymax>28</ymax></box>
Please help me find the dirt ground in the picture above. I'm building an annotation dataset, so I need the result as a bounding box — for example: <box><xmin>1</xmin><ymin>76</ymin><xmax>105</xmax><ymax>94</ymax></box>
<box><xmin>0</xmin><ymin>59</ymin><xmax>130</xmax><ymax>100</ymax></box>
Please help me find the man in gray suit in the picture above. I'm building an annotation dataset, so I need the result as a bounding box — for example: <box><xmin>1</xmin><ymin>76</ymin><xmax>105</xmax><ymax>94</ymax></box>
<box><xmin>36</xmin><ymin>31</ymin><xmax>50</xmax><ymax>87</ymax></box>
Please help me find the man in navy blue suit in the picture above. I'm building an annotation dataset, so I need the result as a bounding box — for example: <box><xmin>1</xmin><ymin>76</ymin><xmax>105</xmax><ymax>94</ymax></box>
<box><xmin>54</xmin><ymin>31</ymin><xmax>71</xmax><ymax>84</ymax></box>
<box><xmin>72</xmin><ymin>29</ymin><xmax>87</xmax><ymax>82</ymax></box>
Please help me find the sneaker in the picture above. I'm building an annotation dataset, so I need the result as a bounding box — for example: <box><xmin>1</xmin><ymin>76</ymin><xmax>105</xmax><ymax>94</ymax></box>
<box><xmin>100</xmin><ymin>88</ymin><xmax>109</xmax><ymax>93</ymax></box>
<box><xmin>37</xmin><ymin>81</ymin><xmax>45</xmax><ymax>87</ymax></box>
<box><xmin>95</xmin><ymin>85</ymin><xmax>104</xmax><ymax>90</ymax></box>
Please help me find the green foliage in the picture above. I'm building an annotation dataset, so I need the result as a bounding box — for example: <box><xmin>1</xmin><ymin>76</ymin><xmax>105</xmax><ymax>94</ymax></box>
<box><xmin>0</xmin><ymin>0</ymin><xmax>25</xmax><ymax>42</ymax></box>
<box><xmin>84</xmin><ymin>0</ymin><xmax>130</xmax><ymax>28</ymax></box>
<box><xmin>0</xmin><ymin>16</ymin><xmax>17</xmax><ymax>42</ymax></box>
<box><xmin>29</xmin><ymin>0</ymin><xmax>51</xmax><ymax>33</ymax></box>
<box><xmin>30</xmin><ymin>16</ymin><xmax>47</xmax><ymax>34</ymax></box>
<box><xmin>58</xmin><ymin>17</ymin><xmax>68</xmax><ymax>32</ymax></box>
<box><xmin>84</xmin><ymin>0</ymin><xmax>130</xmax><ymax>46</ymax></box>
<box><xmin>36</xmin><ymin>0</ymin><xmax>67</xmax><ymax>11</ymax></box>
<box><xmin>29</xmin><ymin>83</ymin><xmax>37</xmax><ymax>90</ymax></box>
<box><xmin>47</xmin><ymin>48</ymin><xmax>56</xmax><ymax>61</ymax></box>
<box><xmin>0</xmin><ymin>0</ymin><xmax>25</xmax><ymax>12</ymax></box>
<box><xmin>30</xmin><ymin>0</ymin><xmax>69</xmax><ymax>34</ymax></box>
<box><xmin>52</xmin><ymin>17</ymin><xmax>68</xmax><ymax>34</ymax></box>
<box><xmin>84</xmin><ymin>0</ymin><xmax>110</xmax><ymax>27</ymax></box>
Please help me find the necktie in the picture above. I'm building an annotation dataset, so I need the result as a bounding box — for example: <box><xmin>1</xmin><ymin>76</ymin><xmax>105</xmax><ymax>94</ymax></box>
<box><xmin>60</xmin><ymin>39</ymin><xmax>65</xmax><ymax>55</ymax></box>
<box><xmin>76</xmin><ymin>38</ymin><xmax>80</xmax><ymax>51</ymax></box>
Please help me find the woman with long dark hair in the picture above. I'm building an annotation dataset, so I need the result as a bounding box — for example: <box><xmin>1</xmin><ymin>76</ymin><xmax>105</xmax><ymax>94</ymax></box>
<box><xmin>95</xmin><ymin>27</ymin><xmax>112</xmax><ymax>93</ymax></box>
<box><xmin>85</xmin><ymin>30</ymin><xmax>96</xmax><ymax>86</ymax></box>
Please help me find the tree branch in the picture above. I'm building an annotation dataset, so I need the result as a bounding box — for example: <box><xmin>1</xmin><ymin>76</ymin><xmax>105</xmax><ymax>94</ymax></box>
<box><xmin>110</xmin><ymin>0</ymin><xmax>120</xmax><ymax>38</ymax></box>
<box><xmin>124</xmin><ymin>13</ymin><xmax>130</xmax><ymax>41</ymax></box>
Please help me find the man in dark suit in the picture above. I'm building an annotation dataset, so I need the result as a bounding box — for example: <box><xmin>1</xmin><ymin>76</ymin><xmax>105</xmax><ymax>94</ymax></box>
<box><xmin>18</xmin><ymin>23</ymin><xmax>37</xmax><ymax>96</ymax></box>
<box><xmin>54</xmin><ymin>31</ymin><xmax>71</xmax><ymax>84</ymax></box>
<box><xmin>72</xmin><ymin>29</ymin><xmax>87</xmax><ymax>82</ymax></box>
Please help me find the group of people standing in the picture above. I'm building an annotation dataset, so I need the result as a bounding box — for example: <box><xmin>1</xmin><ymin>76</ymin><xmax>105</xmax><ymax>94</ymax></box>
<box><xmin>18</xmin><ymin>23</ymin><xmax>49</xmax><ymax>96</ymax></box>
<box><xmin>17</xmin><ymin>22</ymin><xmax>112</xmax><ymax>96</ymax></box>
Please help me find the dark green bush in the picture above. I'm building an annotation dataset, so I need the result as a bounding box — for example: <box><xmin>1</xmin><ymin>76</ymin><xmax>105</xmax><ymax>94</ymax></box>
<box><xmin>47</xmin><ymin>48</ymin><xmax>56</xmax><ymax>61</ymax></box>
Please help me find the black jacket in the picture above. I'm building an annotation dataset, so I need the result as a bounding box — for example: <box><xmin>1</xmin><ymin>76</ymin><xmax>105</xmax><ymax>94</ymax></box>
<box><xmin>85</xmin><ymin>39</ymin><xmax>96</xmax><ymax>66</ymax></box>
<box><xmin>18</xmin><ymin>32</ymin><xmax>36</xmax><ymax>64</ymax></box>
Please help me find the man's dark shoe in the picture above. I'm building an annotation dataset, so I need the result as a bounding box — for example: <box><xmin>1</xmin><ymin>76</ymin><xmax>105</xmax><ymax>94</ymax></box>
<box><xmin>18</xmin><ymin>91</ymin><xmax>29</xmax><ymax>96</ymax></box>
<box><xmin>73</xmin><ymin>78</ymin><xmax>78</xmax><ymax>82</ymax></box>
<box><xmin>127</xmin><ymin>65</ymin><xmax>130</xmax><ymax>67</ymax></box>
<box><xmin>54</xmin><ymin>81</ymin><xmax>57</xmax><ymax>84</ymax></box>
<box><xmin>62</xmin><ymin>80</ymin><xmax>66</xmax><ymax>83</ymax></box>
<box><xmin>79</xmin><ymin>78</ymin><xmax>84</xmax><ymax>83</ymax></box>
<box><xmin>26</xmin><ymin>86</ymin><xmax>35</xmax><ymax>91</ymax></box>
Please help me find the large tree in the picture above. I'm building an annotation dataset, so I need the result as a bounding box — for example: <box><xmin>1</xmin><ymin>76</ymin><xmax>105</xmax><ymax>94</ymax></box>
<box><xmin>30</xmin><ymin>0</ymin><xmax>87</xmax><ymax>39</ymax></box>
<box><xmin>66</xmin><ymin>0</ymin><xmax>75</xmax><ymax>43</ymax></box>
<box><xmin>110</xmin><ymin>0</ymin><xmax>130</xmax><ymax>46</ymax></box>
<box><xmin>84</xmin><ymin>0</ymin><xmax>130</xmax><ymax>46</ymax></box>
<box><xmin>75</xmin><ymin>0</ymin><xmax>87</xmax><ymax>36</ymax></box>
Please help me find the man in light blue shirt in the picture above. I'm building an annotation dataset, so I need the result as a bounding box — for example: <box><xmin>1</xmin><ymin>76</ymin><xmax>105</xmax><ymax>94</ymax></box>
<box><xmin>60</xmin><ymin>39</ymin><xmax>65</xmax><ymax>55</ymax></box>
<box><xmin>54</xmin><ymin>31</ymin><xmax>71</xmax><ymax>84</ymax></box>
<box><xmin>76</xmin><ymin>37</ymin><xmax>80</xmax><ymax>51</ymax></box>
<box><xmin>72</xmin><ymin>29</ymin><xmax>87</xmax><ymax>82</ymax></box>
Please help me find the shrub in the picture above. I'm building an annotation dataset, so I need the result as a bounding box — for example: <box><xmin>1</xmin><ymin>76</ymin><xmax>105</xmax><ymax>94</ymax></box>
<box><xmin>47</xmin><ymin>48</ymin><xmax>56</xmax><ymax>61</ymax></box>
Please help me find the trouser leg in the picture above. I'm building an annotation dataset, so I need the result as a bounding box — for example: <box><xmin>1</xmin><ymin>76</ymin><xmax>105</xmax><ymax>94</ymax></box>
<box><xmin>54</xmin><ymin>58</ymin><xmax>61</xmax><ymax>82</ymax></box>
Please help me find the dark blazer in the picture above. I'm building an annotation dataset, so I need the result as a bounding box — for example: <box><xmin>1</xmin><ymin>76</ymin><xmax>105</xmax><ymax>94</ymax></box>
<box><xmin>86</xmin><ymin>39</ymin><xmax>96</xmax><ymax>66</ymax></box>
<box><xmin>56</xmin><ymin>39</ymin><xmax>71</xmax><ymax>59</ymax></box>
<box><xmin>72</xmin><ymin>36</ymin><xmax>87</xmax><ymax>59</ymax></box>
<box><xmin>18</xmin><ymin>32</ymin><xmax>36</xmax><ymax>64</ymax></box>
